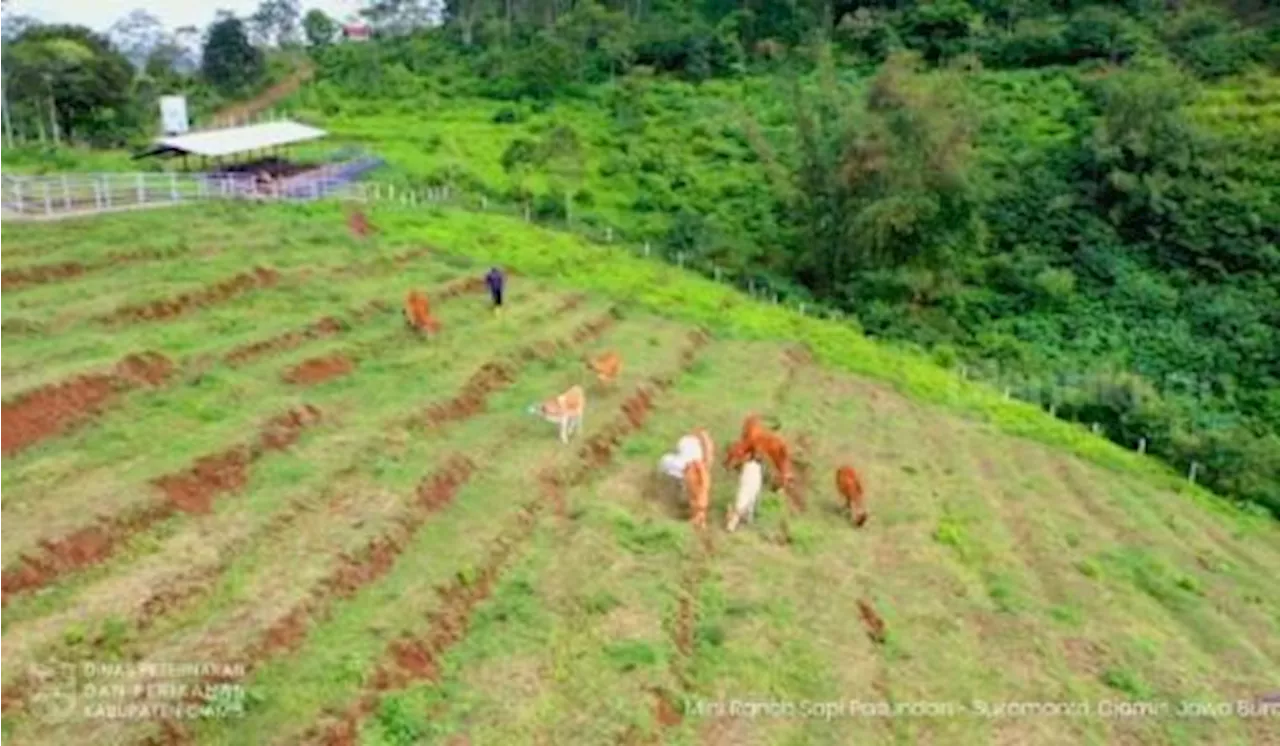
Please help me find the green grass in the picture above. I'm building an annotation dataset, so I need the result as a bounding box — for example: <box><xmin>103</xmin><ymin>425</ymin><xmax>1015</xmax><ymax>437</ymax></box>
<box><xmin>2</xmin><ymin>202</ymin><xmax>1278</xmax><ymax>746</ymax></box>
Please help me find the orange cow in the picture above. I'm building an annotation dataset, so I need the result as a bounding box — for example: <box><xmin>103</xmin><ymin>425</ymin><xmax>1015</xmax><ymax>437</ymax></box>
<box><xmin>587</xmin><ymin>351</ymin><xmax>622</xmax><ymax>386</ymax></box>
<box><xmin>683</xmin><ymin>459</ymin><xmax>711</xmax><ymax>529</ymax></box>
<box><xmin>725</xmin><ymin>414</ymin><xmax>792</xmax><ymax>490</ymax></box>
<box><xmin>404</xmin><ymin>290</ymin><xmax>438</xmax><ymax>336</ymax></box>
<box><xmin>835</xmin><ymin>465</ymin><xmax>867</xmax><ymax>527</ymax></box>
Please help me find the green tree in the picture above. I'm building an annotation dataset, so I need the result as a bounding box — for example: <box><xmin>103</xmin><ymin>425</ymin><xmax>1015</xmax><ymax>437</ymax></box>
<box><xmin>768</xmin><ymin>50</ymin><xmax>981</xmax><ymax>298</ymax></box>
<box><xmin>3</xmin><ymin>24</ymin><xmax>137</xmax><ymax>144</ymax></box>
<box><xmin>303</xmin><ymin>9</ymin><xmax>339</xmax><ymax>47</ymax></box>
<box><xmin>202</xmin><ymin>14</ymin><xmax>265</xmax><ymax>94</ymax></box>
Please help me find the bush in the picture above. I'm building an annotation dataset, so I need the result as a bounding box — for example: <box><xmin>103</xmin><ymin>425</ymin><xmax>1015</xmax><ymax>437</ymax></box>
<box><xmin>1063</xmin><ymin>6</ymin><xmax>1139</xmax><ymax>64</ymax></box>
<box><xmin>492</xmin><ymin>106</ymin><xmax>525</xmax><ymax>124</ymax></box>
<box><xmin>898</xmin><ymin>0</ymin><xmax>978</xmax><ymax>64</ymax></box>
<box><xmin>533</xmin><ymin>188</ymin><xmax>569</xmax><ymax>221</ymax></box>
<box><xmin>1164</xmin><ymin>7</ymin><xmax>1267</xmax><ymax>79</ymax></box>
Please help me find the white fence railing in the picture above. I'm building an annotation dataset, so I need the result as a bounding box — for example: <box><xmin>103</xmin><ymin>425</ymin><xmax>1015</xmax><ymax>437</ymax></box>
<box><xmin>1</xmin><ymin>159</ymin><xmax>383</xmax><ymax>218</ymax></box>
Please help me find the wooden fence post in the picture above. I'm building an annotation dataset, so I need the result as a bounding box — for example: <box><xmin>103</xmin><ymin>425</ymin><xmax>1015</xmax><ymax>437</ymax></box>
<box><xmin>61</xmin><ymin>174</ymin><xmax>71</xmax><ymax>210</ymax></box>
<box><xmin>14</xmin><ymin>180</ymin><xmax>23</xmax><ymax>213</ymax></box>
<box><xmin>93</xmin><ymin>179</ymin><xmax>103</xmax><ymax>210</ymax></box>
<box><xmin>43</xmin><ymin>181</ymin><xmax>52</xmax><ymax>215</ymax></box>
<box><xmin>1138</xmin><ymin>438</ymin><xmax>1147</xmax><ymax>454</ymax></box>
<box><xmin>137</xmin><ymin>173</ymin><xmax>146</xmax><ymax>204</ymax></box>
<box><xmin>170</xmin><ymin>172</ymin><xmax>179</xmax><ymax>201</ymax></box>
<box><xmin>1188</xmin><ymin>461</ymin><xmax>1199</xmax><ymax>484</ymax></box>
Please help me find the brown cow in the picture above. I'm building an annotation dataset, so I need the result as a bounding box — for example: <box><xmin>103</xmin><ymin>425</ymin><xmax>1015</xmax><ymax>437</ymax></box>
<box><xmin>836</xmin><ymin>465</ymin><xmax>868</xmax><ymax>527</ymax></box>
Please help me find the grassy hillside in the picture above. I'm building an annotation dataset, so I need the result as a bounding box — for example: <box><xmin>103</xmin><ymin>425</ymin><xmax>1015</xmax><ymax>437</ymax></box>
<box><xmin>280</xmin><ymin>38</ymin><xmax>1280</xmax><ymax>517</ymax></box>
<box><xmin>2</xmin><ymin>202</ymin><xmax>1278</xmax><ymax>745</ymax></box>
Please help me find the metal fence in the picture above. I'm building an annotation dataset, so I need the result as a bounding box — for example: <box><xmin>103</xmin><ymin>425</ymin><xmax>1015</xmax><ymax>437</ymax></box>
<box><xmin>1</xmin><ymin>157</ymin><xmax>385</xmax><ymax>219</ymax></box>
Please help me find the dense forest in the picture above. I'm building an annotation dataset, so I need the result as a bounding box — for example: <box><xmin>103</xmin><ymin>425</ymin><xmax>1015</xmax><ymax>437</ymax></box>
<box><xmin>3</xmin><ymin>0</ymin><xmax>1278</xmax><ymax>516</ymax></box>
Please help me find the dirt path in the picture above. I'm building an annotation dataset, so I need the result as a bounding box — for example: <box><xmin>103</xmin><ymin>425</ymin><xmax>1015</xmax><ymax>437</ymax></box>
<box><xmin>209</xmin><ymin>62</ymin><xmax>315</xmax><ymax>128</ymax></box>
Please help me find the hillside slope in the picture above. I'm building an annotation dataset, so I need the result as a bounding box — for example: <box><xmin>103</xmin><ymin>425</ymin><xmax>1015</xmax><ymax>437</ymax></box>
<box><xmin>1</xmin><ymin>203</ymin><xmax>1277</xmax><ymax>746</ymax></box>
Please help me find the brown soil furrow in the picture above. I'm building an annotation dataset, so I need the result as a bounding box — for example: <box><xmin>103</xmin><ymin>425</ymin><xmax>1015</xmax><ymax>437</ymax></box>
<box><xmin>224</xmin><ymin>316</ymin><xmax>349</xmax><ymax>367</ymax></box>
<box><xmin>1</xmin><ymin>351</ymin><xmax>174</xmax><ymax>455</ymax></box>
<box><xmin>126</xmin><ymin>301</ymin><xmax>597</xmax><ymax>630</ymax></box>
<box><xmin>2</xmin><ymin>247</ymin><xmax>194</xmax><ymax>291</ymax></box>
<box><xmin>244</xmin><ymin>454</ymin><xmax>478</xmax><ymax>663</ymax></box>
<box><xmin>282</xmin><ymin>354</ymin><xmax>356</xmax><ymax>386</ymax></box>
<box><xmin>408</xmin><ymin>309</ymin><xmax>618</xmax><ymax>432</ymax></box>
<box><xmin>23</xmin><ymin>299</ymin><xmax>603</xmax><ymax>663</ymax></box>
<box><xmin>224</xmin><ymin>272</ymin><xmax>485</xmax><ymax>370</ymax></box>
<box><xmin>299</xmin><ymin>329</ymin><xmax>712</xmax><ymax>746</ymax></box>
<box><xmin>327</xmin><ymin>247</ymin><xmax>432</xmax><ymax>278</ymax></box>
<box><xmin>0</xmin><ymin>405</ymin><xmax>321</xmax><ymax>606</ymax></box>
<box><xmin>97</xmin><ymin>267</ymin><xmax>281</xmax><ymax>326</ymax></box>
<box><xmin>128</xmin><ymin>311</ymin><xmax>632</xmax><ymax>743</ymax></box>
<box><xmin>1</xmin><ymin>261</ymin><xmax>87</xmax><ymax>289</ymax></box>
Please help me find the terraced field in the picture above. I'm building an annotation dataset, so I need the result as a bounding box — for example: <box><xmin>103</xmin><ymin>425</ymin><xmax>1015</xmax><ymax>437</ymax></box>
<box><xmin>3</xmin><ymin>202</ymin><xmax>1278</xmax><ymax>746</ymax></box>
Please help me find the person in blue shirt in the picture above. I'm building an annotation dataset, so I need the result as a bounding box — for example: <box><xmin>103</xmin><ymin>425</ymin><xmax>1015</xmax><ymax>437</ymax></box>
<box><xmin>485</xmin><ymin>266</ymin><xmax>505</xmax><ymax>316</ymax></box>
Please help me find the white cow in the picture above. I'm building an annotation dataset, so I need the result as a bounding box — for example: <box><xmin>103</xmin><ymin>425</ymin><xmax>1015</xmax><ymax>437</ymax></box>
<box><xmin>725</xmin><ymin>460</ymin><xmax>764</xmax><ymax>533</ymax></box>
<box><xmin>658</xmin><ymin>434</ymin><xmax>706</xmax><ymax>480</ymax></box>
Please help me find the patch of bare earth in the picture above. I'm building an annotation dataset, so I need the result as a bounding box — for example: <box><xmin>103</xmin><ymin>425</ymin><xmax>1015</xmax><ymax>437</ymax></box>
<box><xmin>282</xmin><ymin>354</ymin><xmax>356</xmax><ymax>386</ymax></box>
<box><xmin>0</xmin><ymin>405</ymin><xmax>321</xmax><ymax>607</ymax></box>
<box><xmin>1</xmin><ymin>351</ymin><xmax>174</xmax><ymax>455</ymax></box>
<box><xmin>97</xmin><ymin>267</ymin><xmax>280</xmax><ymax>326</ymax></box>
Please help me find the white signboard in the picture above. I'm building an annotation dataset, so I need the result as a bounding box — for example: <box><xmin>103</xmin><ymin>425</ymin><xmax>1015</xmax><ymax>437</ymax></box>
<box><xmin>159</xmin><ymin>95</ymin><xmax>190</xmax><ymax>135</ymax></box>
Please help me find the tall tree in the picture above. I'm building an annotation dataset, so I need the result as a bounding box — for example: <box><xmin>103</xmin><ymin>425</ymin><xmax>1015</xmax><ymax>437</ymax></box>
<box><xmin>303</xmin><ymin>9</ymin><xmax>339</xmax><ymax>47</ymax></box>
<box><xmin>201</xmin><ymin>15</ymin><xmax>265</xmax><ymax>94</ymax></box>
<box><xmin>763</xmin><ymin>50</ymin><xmax>981</xmax><ymax>298</ymax></box>
<box><xmin>2</xmin><ymin>24</ymin><xmax>136</xmax><ymax>144</ymax></box>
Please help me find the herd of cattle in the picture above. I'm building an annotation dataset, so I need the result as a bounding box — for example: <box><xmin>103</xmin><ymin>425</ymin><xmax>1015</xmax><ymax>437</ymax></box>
<box><xmin>400</xmin><ymin>280</ymin><xmax>867</xmax><ymax>534</ymax></box>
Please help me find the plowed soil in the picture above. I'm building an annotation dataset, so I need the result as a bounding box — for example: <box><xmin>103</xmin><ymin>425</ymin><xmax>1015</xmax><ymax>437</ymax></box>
<box><xmin>0</xmin><ymin>405</ymin><xmax>321</xmax><ymax>605</ymax></box>
<box><xmin>282</xmin><ymin>354</ymin><xmax>356</xmax><ymax>386</ymax></box>
<box><xmin>1</xmin><ymin>351</ymin><xmax>175</xmax><ymax>455</ymax></box>
<box><xmin>1</xmin><ymin>261</ymin><xmax>86</xmax><ymax>290</ymax></box>
<box><xmin>99</xmin><ymin>267</ymin><xmax>280</xmax><ymax>325</ymax></box>
<box><xmin>225</xmin><ymin>317</ymin><xmax>345</xmax><ymax>367</ymax></box>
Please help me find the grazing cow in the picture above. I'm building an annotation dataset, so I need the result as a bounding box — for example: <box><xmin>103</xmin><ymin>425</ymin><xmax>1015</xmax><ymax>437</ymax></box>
<box><xmin>684</xmin><ymin>459</ymin><xmax>711</xmax><ymax>529</ymax></box>
<box><xmin>587</xmin><ymin>351</ymin><xmax>622</xmax><ymax>386</ymax></box>
<box><xmin>528</xmin><ymin>385</ymin><xmax>585</xmax><ymax>444</ymax></box>
<box><xmin>836</xmin><ymin>465</ymin><xmax>867</xmax><ymax>527</ymax></box>
<box><xmin>725</xmin><ymin>460</ymin><xmax>764</xmax><ymax>533</ymax></box>
<box><xmin>692</xmin><ymin>427</ymin><xmax>714</xmax><ymax>470</ymax></box>
<box><xmin>659</xmin><ymin>432</ymin><xmax>708</xmax><ymax>480</ymax></box>
<box><xmin>857</xmin><ymin>598</ymin><xmax>887</xmax><ymax>644</ymax></box>
<box><xmin>725</xmin><ymin>429</ymin><xmax>793</xmax><ymax>491</ymax></box>
<box><xmin>403</xmin><ymin>290</ymin><xmax>436</xmax><ymax>336</ymax></box>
